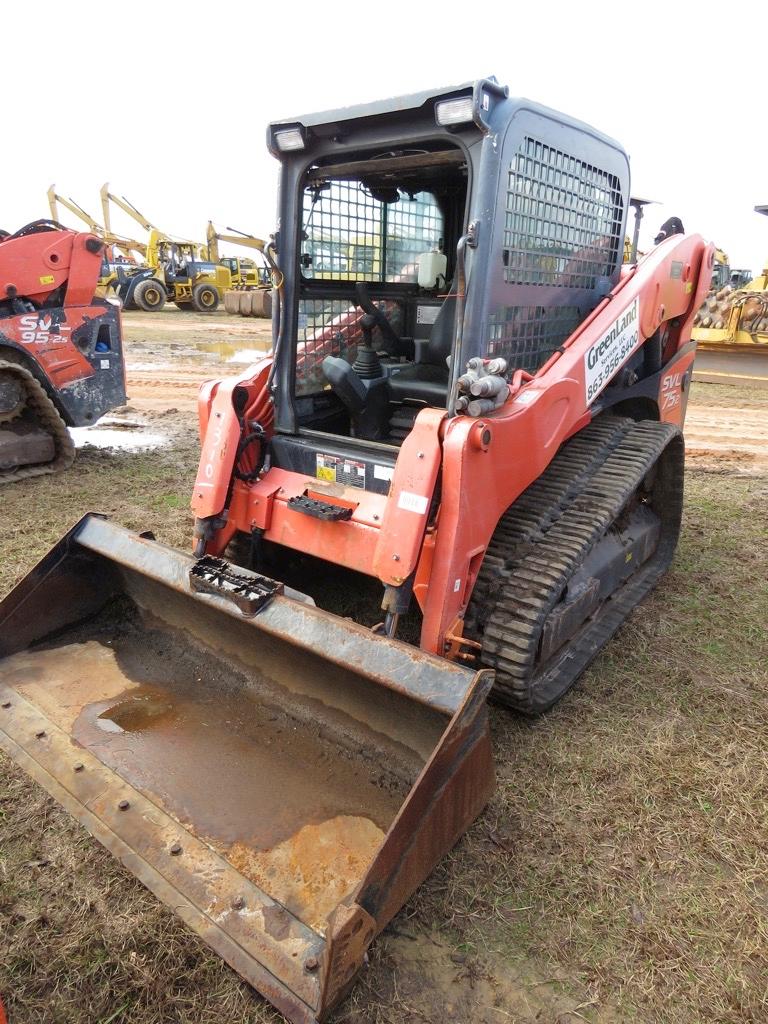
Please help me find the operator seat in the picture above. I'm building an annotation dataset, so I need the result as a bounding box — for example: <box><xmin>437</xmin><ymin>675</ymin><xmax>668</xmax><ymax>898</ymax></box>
<box><xmin>387</xmin><ymin>285</ymin><xmax>457</xmax><ymax>405</ymax></box>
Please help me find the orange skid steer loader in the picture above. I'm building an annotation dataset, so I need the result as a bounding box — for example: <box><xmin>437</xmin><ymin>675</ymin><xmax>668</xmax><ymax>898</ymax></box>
<box><xmin>0</xmin><ymin>79</ymin><xmax>712</xmax><ymax>1023</ymax></box>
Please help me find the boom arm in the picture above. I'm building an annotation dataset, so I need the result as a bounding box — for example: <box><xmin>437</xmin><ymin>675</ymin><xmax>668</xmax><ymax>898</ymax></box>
<box><xmin>100</xmin><ymin>183</ymin><xmax>159</xmax><ymax>235</ymax></box>
<box><xmin>206</xmin><ymin>221</ymin><xmax>268</xmax><ymax>262</ymax></box>
<box><xmin>47</xmin><ymin>187</ymin><xmax>102</xmax><ymax>235</ymax></box>
<box><xmin>48</xmin><ymin>186</ymin><xmax>147</xmax><ymax>264</ymax></box>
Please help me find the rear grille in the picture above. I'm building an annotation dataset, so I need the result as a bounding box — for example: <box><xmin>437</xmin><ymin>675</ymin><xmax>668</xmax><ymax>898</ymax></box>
<box><xmin>502</xmin><ymin>136</ymin><xmax>623</xmax><ymax>292</ymax></box>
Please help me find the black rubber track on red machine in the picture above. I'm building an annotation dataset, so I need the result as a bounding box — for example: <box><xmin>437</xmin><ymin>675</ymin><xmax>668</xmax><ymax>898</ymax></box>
<box><xmin>464</xmin><ymin>416</ymin><xmax>685</xmax><ymax>714</ymax></box>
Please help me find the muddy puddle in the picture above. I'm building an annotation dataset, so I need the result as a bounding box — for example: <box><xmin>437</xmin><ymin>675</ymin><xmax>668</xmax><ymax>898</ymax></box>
<box><xmin>191</xmin><ymin>341</ymin><xmax>271</xmax><ymax>363</ymax></box>
<box><xmin>70</xmin><ymin>416</ymin><xmax>168</xmax><ymax>452</ymax></box>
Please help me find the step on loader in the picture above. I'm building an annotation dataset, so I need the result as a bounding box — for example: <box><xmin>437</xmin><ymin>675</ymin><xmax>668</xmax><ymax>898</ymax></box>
<box><xmin>0</xmin><ymin>79</ymin><xmax>713</xmax><ymax>1023</ymax></box>
<box><xmin>0</xmin><ymin>220</ymin><xmax>126</xmax><ymax>483</ymax></box>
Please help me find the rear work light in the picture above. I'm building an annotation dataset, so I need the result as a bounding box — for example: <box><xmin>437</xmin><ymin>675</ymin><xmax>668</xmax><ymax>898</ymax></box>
<box><xmin>274</xmin><ymin>128</ymin><xmax>305</xmax><ymax>151</ymax></box>
<box><xmin>435</xmin><ymin>96</ymin><xmax>475</xmax><ymax>127</ymax></box>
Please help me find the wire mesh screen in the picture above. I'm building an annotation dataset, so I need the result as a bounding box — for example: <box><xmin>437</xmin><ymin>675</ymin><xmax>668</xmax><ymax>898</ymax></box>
<box><xmin>296</xmin><ymin>298</ymin><xmax>402</xmax><ymax>396</ymax></box>
<box><xmin>302</xmin><ymin>182</ymin><xmax>443</xmax><ymax>283</ymax></box>
<box><xmin>487</xmin><ymin>305</ymin><xmax>583</xmax><ymax>374</ymax></box>
<box><xmin>503</xmin><ymin>137</ymin><xmax>623</xmax><ymax>290</ymax></box>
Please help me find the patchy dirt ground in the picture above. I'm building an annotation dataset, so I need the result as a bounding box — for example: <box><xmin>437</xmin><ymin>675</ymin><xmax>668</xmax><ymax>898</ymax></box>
<box><xmin>1</xmin><ymin>309</ymin><xmax>767</xmax><ymax>1024</ymax></box>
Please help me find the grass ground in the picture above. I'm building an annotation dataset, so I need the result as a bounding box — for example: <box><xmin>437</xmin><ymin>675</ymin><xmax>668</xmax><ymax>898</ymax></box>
<box><xmin>1</xmin><ymin>377</ymin><xmax>766</xmax><ymax>1024</ymax></box>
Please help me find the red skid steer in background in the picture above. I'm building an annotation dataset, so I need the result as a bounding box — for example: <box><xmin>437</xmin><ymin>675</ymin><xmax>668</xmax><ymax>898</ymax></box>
<box><xmin>0</xmin><ymin>219</ymin><xmax>125</xmax><ymax>483</ymax></box>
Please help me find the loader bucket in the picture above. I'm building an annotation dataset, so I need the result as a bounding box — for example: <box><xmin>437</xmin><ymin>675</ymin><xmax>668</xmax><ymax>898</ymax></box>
<box><xmin>0</xmin><ymin>516</ymin><xmax>494</xmax><ymax>1023</ymax></box>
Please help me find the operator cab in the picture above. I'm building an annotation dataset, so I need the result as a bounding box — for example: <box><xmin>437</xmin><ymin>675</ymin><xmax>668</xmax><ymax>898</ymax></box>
<box><xmin>293</xmin><ymin>142</ymin><xmax>467</xmax><ymax>444</ymax></box>
<box><xmin>267</xmin><ymin>80</ymin><xmax>629</xmax><ymax>493</ymax></box>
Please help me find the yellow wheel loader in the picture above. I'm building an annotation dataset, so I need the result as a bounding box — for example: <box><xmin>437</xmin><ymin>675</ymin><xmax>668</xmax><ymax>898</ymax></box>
<box><xmin>100</xmin><ymin>185</ymin><xmax>231</xmax><ymax>312</ymax></box>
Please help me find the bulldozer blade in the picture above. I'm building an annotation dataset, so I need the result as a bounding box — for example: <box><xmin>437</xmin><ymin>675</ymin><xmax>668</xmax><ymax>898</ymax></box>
<box><xmin>0</xmin><ymin>515</ymin><xmax>494</xmax><ymax>1023</ymax></box>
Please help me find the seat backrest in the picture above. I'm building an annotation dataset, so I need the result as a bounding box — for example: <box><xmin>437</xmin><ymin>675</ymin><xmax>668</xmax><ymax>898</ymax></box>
<box><xmin>424</xmin><ymin>283</ymin><xmax>458</xmax><ymax>365</ymax></box>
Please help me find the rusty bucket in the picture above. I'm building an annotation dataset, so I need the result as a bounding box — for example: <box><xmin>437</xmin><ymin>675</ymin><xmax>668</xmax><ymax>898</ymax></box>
<box><xmin>0</xmin><ymin>515</ymin><xmax>494</xmax><ymax>1023</ymax></box>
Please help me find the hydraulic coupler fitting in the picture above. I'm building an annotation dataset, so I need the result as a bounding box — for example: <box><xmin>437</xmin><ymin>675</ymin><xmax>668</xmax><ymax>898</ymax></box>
<box><xmin>453</xmin><ymin>357</ymin><xmax>509</xmax><ymax>416</ymax></box>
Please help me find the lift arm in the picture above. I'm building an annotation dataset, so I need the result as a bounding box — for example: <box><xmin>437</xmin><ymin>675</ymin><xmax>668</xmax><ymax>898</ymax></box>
<box><xmin>100</xmin><ymin>182</ymin><xmax>160</xmax><ymax>235</ymax></box>
<box><xmin>206</xmin><ymin>221</ymin><xmax>268</xmax><ymax>262</ymax></box>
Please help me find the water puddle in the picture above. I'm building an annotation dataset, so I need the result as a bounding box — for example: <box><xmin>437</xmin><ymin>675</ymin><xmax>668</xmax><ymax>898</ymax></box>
<box><xmin>96</xmin><ymin>691</ymin><xmax>176</xmax><ymax>734</ymax></box>
<box><xmin>71</xmin><ymin>416</ymin><xmax>167</xmax><ymax>452</ymax></box>
<box><xmin>190</xmin><ymin>341</ymin><xmax>271</xmax><ymax>364</ymax></box>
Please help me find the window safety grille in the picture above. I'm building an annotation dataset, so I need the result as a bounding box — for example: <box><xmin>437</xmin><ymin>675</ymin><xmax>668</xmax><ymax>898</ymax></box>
<box><xmin>487</xmin><ymin>305</ymin><xmax>583</xmax><ymax>374</ymax></box>
<box><xmin>503</xmin><ymin>137</ymin><xmax>623</xmax><ymax>290</ymax></box>
<box><xmin>296</xmin><ymin>298</ymin><xmax>402</xmax><ymax>396</ymax></box>
<box><xmin>302</xmin><ymin>181</ymin><xmax>442</xmax><ymax>284</ymax></box>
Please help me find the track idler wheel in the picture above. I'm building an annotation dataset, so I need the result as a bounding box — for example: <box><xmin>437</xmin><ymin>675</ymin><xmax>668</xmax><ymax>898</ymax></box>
<box><xmin>0</xmin><ymin>371</ymin><xmax>26</xmax><ymax>423</ymax></box>
<box><xmin>0</xmin><ymin>360</ymin><xmax>74</xmax><ymax>483</ymax></box>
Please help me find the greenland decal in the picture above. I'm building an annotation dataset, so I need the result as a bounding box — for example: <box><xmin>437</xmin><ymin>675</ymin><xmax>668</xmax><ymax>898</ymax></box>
<box><xmin>585</xmin><ymin>297</ymin><xmax>641</xmax><ymax>405</ymax></box>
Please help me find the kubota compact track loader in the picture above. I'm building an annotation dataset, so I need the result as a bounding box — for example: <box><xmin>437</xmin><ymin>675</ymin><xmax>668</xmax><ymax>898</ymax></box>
<box><xmin>0</xmin><ymin>219</ymin><xmax>126</xmax><ymax>482</ymax></box>
<box><xmin>0</xmin><ymin>79</ymin><xmax>712</xmax><ymax>1023</ymax></box>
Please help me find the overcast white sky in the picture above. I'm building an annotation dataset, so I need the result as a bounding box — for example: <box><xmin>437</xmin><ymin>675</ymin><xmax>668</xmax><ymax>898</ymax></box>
<box><xmin>3</xmin><ymin>1</ymin><xmax>765</xmax><ymax>272</ymax></box>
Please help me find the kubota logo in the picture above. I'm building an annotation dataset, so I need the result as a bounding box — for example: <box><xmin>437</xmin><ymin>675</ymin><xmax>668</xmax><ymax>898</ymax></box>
<box><xmin>19</xmin><ymin>314</ymin><xmax>71</xmax><ymax>346</ymax></box>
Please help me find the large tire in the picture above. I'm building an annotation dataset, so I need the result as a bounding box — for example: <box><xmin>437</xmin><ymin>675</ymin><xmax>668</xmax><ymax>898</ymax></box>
<box><xmin>465</xmin><ymin>417</ymin><xmax>684</xmax><ymax>714</ymax></box>
<box><xmin>192</xmin><ymin>282</ymin><xmax>219</xmax><ymax>312</ymax></box>
<box><xmin>134</xmin><ymin>278</ymin><xmax>167</xmax><ymax>312</ymax></box>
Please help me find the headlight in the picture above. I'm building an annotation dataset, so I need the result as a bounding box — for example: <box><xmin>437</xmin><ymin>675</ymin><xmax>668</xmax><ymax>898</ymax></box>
<box><xmin>274</xmin><ymin>128</ymin><xmax>305</xmax><ymax>152</ymax></box>
<box><xmin>435</xmin><ymin>97</ymin><xmax>474</xmax><ymax>127</ymax></box>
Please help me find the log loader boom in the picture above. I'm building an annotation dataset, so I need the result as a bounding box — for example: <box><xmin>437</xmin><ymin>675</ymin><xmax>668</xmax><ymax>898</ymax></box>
<box><xmin>0</xmin><ymin>79</ymin><xmax>712</xmax><ymax>1023</ymax></box>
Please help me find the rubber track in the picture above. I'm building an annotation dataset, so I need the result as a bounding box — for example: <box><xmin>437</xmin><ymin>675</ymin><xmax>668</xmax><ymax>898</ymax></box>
<box><xmin>0</xmin><ymin>360</ymin><xmax>74</xmax><ymax>484</ymax></box>
<box><xmin>465</xmin><ymin>416</ymin><xmax>684</xmax><ymax>714</ymax></box>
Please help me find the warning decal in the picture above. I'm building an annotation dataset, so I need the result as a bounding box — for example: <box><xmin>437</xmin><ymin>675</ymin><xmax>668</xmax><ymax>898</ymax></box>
<box><xmin>315</xmin><ymin>453</ymin><xmax>366</xmax><ymax>489</ymax></box>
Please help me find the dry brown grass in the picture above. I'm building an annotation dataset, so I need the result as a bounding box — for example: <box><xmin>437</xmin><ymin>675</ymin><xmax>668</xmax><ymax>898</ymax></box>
<box><xmin>1</xmin><ymin>381</ymin><xmax>767</xmax><ymax>1023</ymax></box>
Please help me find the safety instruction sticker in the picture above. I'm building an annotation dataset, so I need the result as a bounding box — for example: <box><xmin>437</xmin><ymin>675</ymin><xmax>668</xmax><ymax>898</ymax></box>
<box><xmin>416</xmin><ymin>305</ymin><xmax>440</xmax><ymax>325</ymax></box>
<box><xmin>315</xmin><ymin>453</ymin><xmax>366</xmax><ymax>489</ymax></box>
<box><xmin>584</xmin><ymin>297</ymin><xmax>640</xmax><ymax>405</ymax></box>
